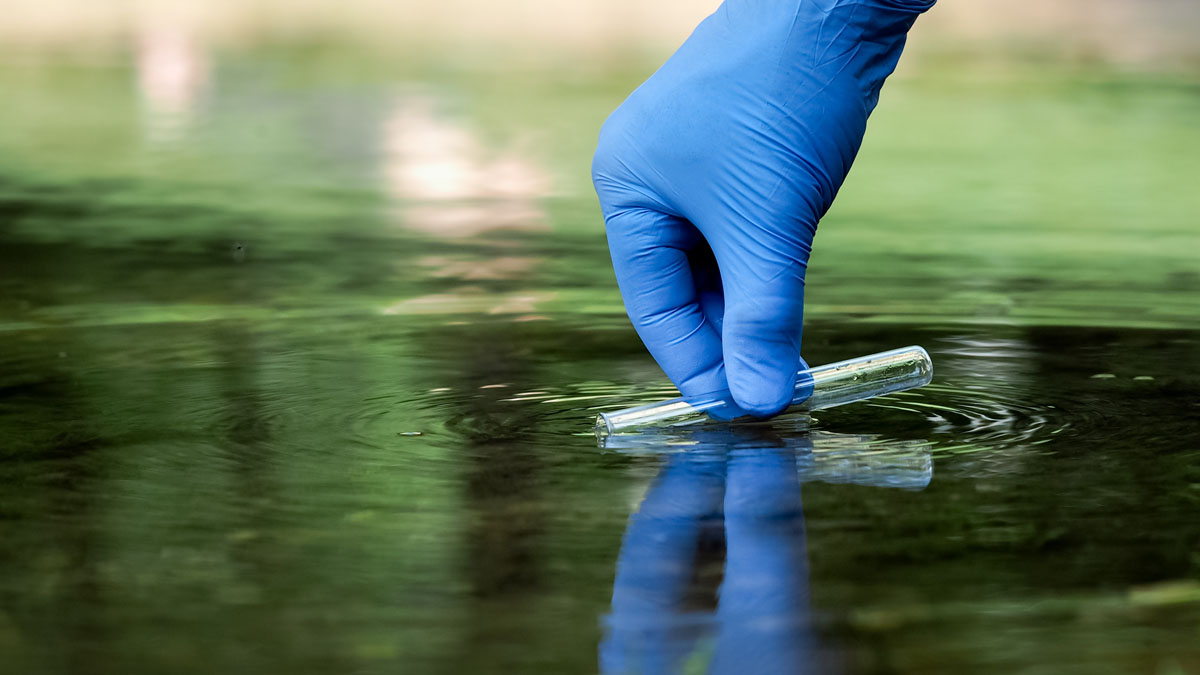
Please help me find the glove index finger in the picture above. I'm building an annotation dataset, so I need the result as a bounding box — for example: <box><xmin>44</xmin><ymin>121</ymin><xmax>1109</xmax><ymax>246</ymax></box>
<box><xmin>605</xmin><ymin>207</ymin><xmax>727</xmax><ymax>399</ymax></box>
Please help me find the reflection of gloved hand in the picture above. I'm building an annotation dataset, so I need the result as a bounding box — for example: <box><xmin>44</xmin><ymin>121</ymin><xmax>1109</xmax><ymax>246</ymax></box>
<box><xmin>600</xmin><ymin>433</ymin><xmax>815</xmax><ymax>674</ymax></box>
<box><xmin>593</xmin><ymin>0</ymin><xmax>935</xmax><ymax>416</ymax></box>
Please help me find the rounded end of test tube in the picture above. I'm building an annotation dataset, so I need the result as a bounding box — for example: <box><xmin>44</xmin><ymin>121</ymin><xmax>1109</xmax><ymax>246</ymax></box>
<box><xmin>910</xmin><ymin>345</ymin><xmax>934</xmax><ymax>385</ymax></box>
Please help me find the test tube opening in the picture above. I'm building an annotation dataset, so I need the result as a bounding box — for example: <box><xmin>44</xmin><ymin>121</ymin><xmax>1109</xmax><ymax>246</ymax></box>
<box><xmin>595</xmin><ymin>413</ymin><xmax>615</xmax><ymax>437</ymax></box>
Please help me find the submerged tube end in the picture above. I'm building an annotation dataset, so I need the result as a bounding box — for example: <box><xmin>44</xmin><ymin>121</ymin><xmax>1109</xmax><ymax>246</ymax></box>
<box><xmin>594</xmin><ymin>412</ymin><xmax>615</xmax><ymax>437</ymax></box>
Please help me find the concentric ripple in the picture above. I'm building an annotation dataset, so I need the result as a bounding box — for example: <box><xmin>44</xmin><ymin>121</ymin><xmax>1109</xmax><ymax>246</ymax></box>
<box><xmin>848</xmin><ymin>381</ymin><xmax>1069</xmax><ymax>450</ymax></box>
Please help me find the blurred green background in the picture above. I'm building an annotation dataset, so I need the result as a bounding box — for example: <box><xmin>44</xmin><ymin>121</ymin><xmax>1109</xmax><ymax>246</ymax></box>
<box><xmin>1</xmin><ymin>2</ymin><xmax>1199</xmax><ymax>674</ymax></box>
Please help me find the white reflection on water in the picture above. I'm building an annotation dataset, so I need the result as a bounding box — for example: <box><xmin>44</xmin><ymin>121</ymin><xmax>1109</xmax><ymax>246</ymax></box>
<box><xmin>381</xmin><ymin>290</ymin><xmax>554</xmax><ymax>317</ymax></box>
<box><xmin>379</xmin><ymin>95</ymin><xmax>556</xmax><ymax>317</ymax></box>
<box><xmin>381</xmin><ymin>95</ymin><xmax>551</xmax><ymax>239</ymax></box>
<box><xmin>415</xmin><ymin>255</ymin><xmax>541</xmax><ymax>281</ymax></box>
<box><xmin>136</xmin><ymin>23</ymin><xmax>210</xmax><ymax>143</ymax></box>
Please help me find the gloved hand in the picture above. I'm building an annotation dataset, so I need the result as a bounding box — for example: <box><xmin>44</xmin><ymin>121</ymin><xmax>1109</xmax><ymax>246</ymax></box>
<box><xmin>593</xmin><ymin>0</ymin><xmax>934</xmax><ymax>416</ymax></box>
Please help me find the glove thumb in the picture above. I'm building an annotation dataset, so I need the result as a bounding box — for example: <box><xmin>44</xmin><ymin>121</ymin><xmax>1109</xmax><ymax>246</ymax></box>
<box><xmin>720</xmin><ymin>256</ymin><xmax>807</xmax><ymax>418</ymax></box>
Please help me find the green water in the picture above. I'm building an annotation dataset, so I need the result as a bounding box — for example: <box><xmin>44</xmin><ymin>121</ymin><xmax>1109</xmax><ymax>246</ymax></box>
<box><xmin>1</xmin><ymin>45</ymin><xmax>1199</xmax><ymax>674</ymax></box>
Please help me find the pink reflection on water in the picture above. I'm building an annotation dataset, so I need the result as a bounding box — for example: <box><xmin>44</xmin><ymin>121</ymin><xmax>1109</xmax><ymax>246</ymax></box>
<box><xmin>136</xmin><ymin>23</ymin><xmax>210</xmax><ymax>142</ymax></box>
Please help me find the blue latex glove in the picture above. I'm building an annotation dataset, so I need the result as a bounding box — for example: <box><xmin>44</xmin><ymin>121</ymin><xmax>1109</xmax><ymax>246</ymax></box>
<box><xmin>593</xmin><ymin>0</ymin><xmax>935</xmax><ymax>416</ymax></box>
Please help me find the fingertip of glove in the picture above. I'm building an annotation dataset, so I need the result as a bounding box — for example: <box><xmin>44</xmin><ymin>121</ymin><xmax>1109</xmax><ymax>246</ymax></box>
<box><xmin>729</xmin><ymin>373</ymin><xmax>796</xmax><ymax>418</ymax></box>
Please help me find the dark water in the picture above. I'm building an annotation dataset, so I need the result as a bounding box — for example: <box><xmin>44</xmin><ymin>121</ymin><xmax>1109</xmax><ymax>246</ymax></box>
<box><xmin>2</xmin><ymin>47</ymin><xmax>1200</xmax><ymax>674</ymax></box>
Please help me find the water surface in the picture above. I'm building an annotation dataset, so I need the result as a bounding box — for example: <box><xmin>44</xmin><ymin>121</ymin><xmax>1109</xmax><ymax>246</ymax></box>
<box><xmin>1</xmin><ymin>46</ymin><xmax>1199</xmax><ymax>674</ymax></box>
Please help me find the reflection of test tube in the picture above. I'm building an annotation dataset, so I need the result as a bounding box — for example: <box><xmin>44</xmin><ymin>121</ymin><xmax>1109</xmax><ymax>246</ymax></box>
<box><xmin>596</xmin><ymin>346</ymin><xmax>933</xmax><ymax>436</ymax></box>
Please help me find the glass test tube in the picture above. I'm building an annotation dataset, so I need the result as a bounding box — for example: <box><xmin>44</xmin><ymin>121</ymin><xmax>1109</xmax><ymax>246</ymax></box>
<box><xmin>595</xmin><ymin>345</ymin><xmax>933</xmax><ymax>436</ymax></box>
